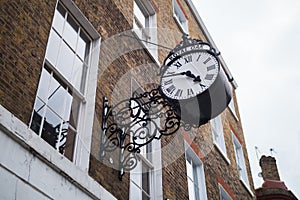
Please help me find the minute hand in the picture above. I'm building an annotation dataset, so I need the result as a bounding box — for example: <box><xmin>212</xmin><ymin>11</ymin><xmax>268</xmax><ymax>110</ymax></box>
<box><xmin>162</xmin><ymin>72</ymin><xmax>186</xmax><ymax>78</ymax></box>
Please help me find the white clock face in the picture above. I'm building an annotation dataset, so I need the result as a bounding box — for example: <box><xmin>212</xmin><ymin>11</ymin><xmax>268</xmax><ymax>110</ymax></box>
<box><xmin>161</xmin><ymin>51</ymin><xmax>219</xmax><ymax>100</ymax></box>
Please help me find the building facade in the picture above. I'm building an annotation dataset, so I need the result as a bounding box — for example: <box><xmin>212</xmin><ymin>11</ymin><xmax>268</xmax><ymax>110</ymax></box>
<box><xmin>0</xmin><ymin>0</ymin><xmax>255</xmax><ymax>199</ymax></box>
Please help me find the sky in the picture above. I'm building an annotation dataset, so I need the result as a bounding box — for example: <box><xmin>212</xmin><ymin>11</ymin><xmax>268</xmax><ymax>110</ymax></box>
<box><xmin>192</xmin><ymin>0</ymin><xmax>300</xmax><ymax>197</ymax></box>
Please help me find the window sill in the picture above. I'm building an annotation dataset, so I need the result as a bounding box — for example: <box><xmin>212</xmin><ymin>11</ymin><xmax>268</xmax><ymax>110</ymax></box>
<box><xmin>240</xmin><ymin>179</ymin><xmax>254</xmax><ymax>197</ymax></box>
<box><xmin>213</xmin><ymin>142</ymin><xmax>231</xmax><ymax>165</ymax></box>
<box><xmin>131</xmin><ymin>29</ymin><xmax>160</xmax><ymax>67</ymax></box>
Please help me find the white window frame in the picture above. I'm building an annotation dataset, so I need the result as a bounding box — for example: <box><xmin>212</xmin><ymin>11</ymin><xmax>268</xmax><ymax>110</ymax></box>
<box><xmin>29</xmin><ymin>0</ymin><xmax>101</xmax><ymax>172</ymax></box>
<box><xmin>232</xmin><ymin>132</ymin><xmax>253</xmax><ymax>195</ymax></box>
<box><xmin>185</xmin><ymin>142</ymin><xmax>207</xmax><ymax>200</ymax></box>
<box><xmin>133</xmin><ymin>0</ymin><xmax>159</xmax><ymax>64</ymax></box>
<box><xmin>173</xmin><ymin>0</ymin><xmax>188</xmax><ymax>34</ymax></box>
<box><xmin>210</xmin><ymin>115</ymin><xmax>230</xmax><ymax>164</ymax></box>
<box><xmin>228</xmin><ymin>98</ymin><xmax>238</xmax><ymax>121</ymax></box>
<box><xmin>129</xmin><ymin>79</ymin><xmax>163</xmax><ymax>200</ymax></box>
<box><xmin>219</xmin><ymin>184</ymin><xmax>232</xmax><ymax>200</ymax></box>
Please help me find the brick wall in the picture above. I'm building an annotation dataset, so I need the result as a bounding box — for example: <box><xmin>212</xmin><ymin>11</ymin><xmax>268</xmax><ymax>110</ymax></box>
<box><xmin>0</xmin><ymin>0</ymin><xmax>55</xmax><ymax>124</ymax></box>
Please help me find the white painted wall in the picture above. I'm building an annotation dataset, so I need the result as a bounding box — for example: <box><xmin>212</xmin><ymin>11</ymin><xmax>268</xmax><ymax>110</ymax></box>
<box><xmin>0</xmin><ymin>105</ymin><xmax>116</xmax><ymax>200</ymax></box>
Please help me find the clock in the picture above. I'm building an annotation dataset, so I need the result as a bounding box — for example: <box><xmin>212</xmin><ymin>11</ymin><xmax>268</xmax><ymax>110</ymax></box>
<box><xmin>159</xmin><ymin>36</ymin><xmax>232</xmax><ymax>126</ymax></box>
<box><xmin>160</xmin><ymin>51</ymin><xmax>219</xmax><ymax>100</ymax></box>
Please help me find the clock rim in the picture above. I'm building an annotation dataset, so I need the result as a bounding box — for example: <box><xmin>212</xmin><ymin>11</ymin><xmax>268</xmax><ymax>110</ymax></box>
<box><xmin>160</xmin><ymin>49</ymin><xmax>220</xmax><ymax>101</ymax></box>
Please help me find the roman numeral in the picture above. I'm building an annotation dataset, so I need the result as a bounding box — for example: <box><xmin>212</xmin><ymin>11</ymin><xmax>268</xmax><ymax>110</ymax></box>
<box><xmin>187</xmin><ymin>88</ymin><xmax>194</xmax><ymax>96</ymax></box>
<box><xmin>207</xmin><ymin>65</ymin><xmax>215</xmax><ymax>71</ymax></box>
<box><xmin>205</xmin><ymin>74</ymin><xmax>214</xmax><ymax>80</ymax></box>
<box><xmin>199</xmin><ymin>83</ymin><xmax>206</xmax><ymax>89</ymax></box>
<box><xmin>164</xmin><ymin>79</ymin><xmax>173</xmax><ymax>85</ymax></box>
<box><xmin>184</xmin><ymin>55</ymin><xmax>192</xmax><ymax>64</ymax></box>
<box><xmin>174</xmin><ymin>61</ymin><xmax>182</xmax><ymax>69</ymax></box>
<box><xmin>166</xmin><ymin>85</ymin><xmax>176</xmax><ymax>94</ymax></box>
<box><xmin>197</xmin><ymin>54</ymin><xmax>201</xmax><ymax>61</ymax></box>
<box><xmin>203</xmin><ymin>57</ymin><xmax>211</xmax><ymax>64</ymax></box>
<box><xmin>174</xmin><ymin>89</ymin><xmax>183</xmax><ymax>97</ymax></box>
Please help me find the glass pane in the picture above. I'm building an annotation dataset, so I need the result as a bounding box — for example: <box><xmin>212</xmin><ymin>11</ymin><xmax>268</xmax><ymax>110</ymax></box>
<box><xmin>186</xmin><ymin>158</ymin><xmax>193</xmax><ymax>180</ymax></box>
<box><xmin>188</xmin><ymin>178</ymin><xmax>196</xmax><ymax>200</ymax></box>
<box><xmin>48</xmin><ymin>77</ymin><xmax>66</xmax><ymax>118</ymax></box>
<box><xmin>41</xmin><ymin>108</ymin><xmax>62</xmax><ymax>148</ymax></box>
<box><xmin>63</xmin><ymin>126</ymin><xmax>77</xmax><ymax>161</ymax></box>
<box><xmin>72</xmin><ymin>57</ymin><xmax>83</xmax><ymax>91</ymax></box>
<box><xmin>63</xmin><ymin>90</ymin><xmax>73</xmax><ymax>121</ymax></box>
<box><xmin>130</xmin><ymin>181</ymin><xmax>142</xmax><ymax>200</ymax></box>
<box><xmin>30</xmin><ymin>98</ymin><xmax>46</xmax><ymax>135</ymax></box>
<box><xmin>63</xmin><ymin>15</ymin><xmax>78</xmax><ymax>51</ymax></box>
<box><xmin>52</xmin><ymin>6</ymin><xmax>65</xmax><ymax>35</ymax></box>
<box><xmin>142</xmin><ymin>164</ymin><xmax>150</xmax><ymax>196</ymax></box>
<box><xmin>36</xmin><ymin>68</ymin><xmax>51</xmax><ymax>101</ymax></box>
<box><xmin>68</xmin><ymin>96</ymin><xmax>80</xmax><ymax>128</ymax></box>
<box><xmin>77</xmin><ymin>31</ymin><xmax>90</xmax><ymax>61</ymax></box>
<box><xmin>45</xmin><ymin>30</ymin><xmax>61</xmax><ymax>66</ymax></box>
<box><xmin>134</xmin><ymin>1</ymin><xmax>146</xmax><ymax>28</ymax></box>
<box><xmin>57</xmin><ymin>121</ymin><xmax>68</xmax><ymax>154</ymax></box>
<box><xmin>56</xmin><ymin>41</ymin><xmax>75</xmax><ymax>81</ymax></box>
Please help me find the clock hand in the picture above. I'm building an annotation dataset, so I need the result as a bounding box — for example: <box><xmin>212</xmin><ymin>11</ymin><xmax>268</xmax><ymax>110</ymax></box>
<box><xmin>162</xmin><ymin>71</ymin><xmax>186</xmax><ymax>78</ymax></box>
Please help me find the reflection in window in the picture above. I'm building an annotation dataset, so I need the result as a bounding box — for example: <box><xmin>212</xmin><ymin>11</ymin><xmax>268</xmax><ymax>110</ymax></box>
<box><xmin>173</xmin><ymin>0</ymin><xmax>188</xmax><ymax>33</ymax></box>
<box><xmin>185</xmin><ymin>143</ymin><xmax>207</xmax><ymax>200</ymax></box>
<box><xmin>30</xmin><ymin>2</ymin><xmax>91</xmax><ymax>161</ymax></box>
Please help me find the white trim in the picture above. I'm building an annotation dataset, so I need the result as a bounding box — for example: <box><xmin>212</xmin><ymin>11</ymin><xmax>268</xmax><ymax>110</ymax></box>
<box><xmin>213</xmin><ymin>142</ymin><xmax>231</xmax><ymax>165</ymax></box>
<box><xmin>218</xmin><ymin>183</ymin><xmax>232</xmax><ymax>200</ymax></box>
<box><xmin>173</xmin><ymin>0</ymin><xmax>189</xmax><ymax>34</ymax></box>
<box><xmin>184</xmin><ymin>142</ymin><xmax>207</xmax><ymax>200</ymax></box>
<box><xmin>0</xmin><ymin>105</ymin><xmax>116</xmax><ymax>200</ymax></box>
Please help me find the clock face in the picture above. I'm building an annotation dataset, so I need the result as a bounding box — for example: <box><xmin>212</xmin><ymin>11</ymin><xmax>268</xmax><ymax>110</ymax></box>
<box><xmin>160</xmin><ymin>51</ymin><xmax>219</xmax><ymax>100</ymax></box>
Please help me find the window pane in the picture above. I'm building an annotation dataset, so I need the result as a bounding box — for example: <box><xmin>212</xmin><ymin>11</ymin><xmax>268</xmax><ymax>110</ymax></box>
<box><xmin>63</xmin><ymin>90</ymin><xmax>73</xmax><ymax>120</ymax></box>
<box><xmin>63</xmin><ymin>15</ymin><xmax>78</xmax><ymax>51</ymax></box>
<box><xmin>63</xmin><ymin>126</ymin><xmax>77</xmax><ymax>161</ymax></box>
<box><xmin>36</xmin><ymin>68</ymin><xmax>51</xmax><ymax>101</ymax></box>
<box><xmin>188</xmin><ymin>178</ymin><xmax>196</xmax><ymax>200</ymax></box>
<box><xmin>130</xmin><ymin>181</ymin><xmax>142</xmax><ymax>200</ymax></box>
<box><xmin>30</xmin><ymin>98</ymin><xmax>46</xmax><ymax>135</ymax></box>
<box><xmin>45</xmin><ymin>31</ymin><xmax>61</xmax><ymax>66</ymax></box>
<box><xmin>48</xmin><ymin>77</ymin><xmax>66</xmax><ymax>118</ymax></box>
<box><xmin>186</xmin><ymin>158</ymin><xmax>193</xmax><ymax>180</ymax></box>
<box><xmin>142</xmin><ymin>164</ymin><xmax>150</xmax><ymax>196</ymax></box>
<box><xmin>72</xmin><ymin>57</ymin><xmax>83</xmax><ymax>91</ymax></box>
<box><xmin>134</xmin><ymin>1</ymin><xmax>146</xmax><ymax>28</ymax></box>
<box><xmin>52</xmin><ymin>6</ymin><xmax>65</xmax><ymax>35</ymax></box>
<box><xmin>77</xmin><ymin>31</ymin><xmax>90</xmax><ymax>61</ymax></box>
<box><xmin>41</xmin><ymin>108</ymin><xmax>62</xmax><ymax>148</ymax></box>
<box><xmin>56</xmin><ymin>41</ymin><xmax>75</xmax><ymax>81</ymax></box>
<box><xmin>68</xmin><ymin>96</ymin><xmax>80</xmax><ymax>128</ymax></box>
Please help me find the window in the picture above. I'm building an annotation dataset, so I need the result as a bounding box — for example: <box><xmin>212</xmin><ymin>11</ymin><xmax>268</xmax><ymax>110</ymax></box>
<box><xmin>210</xmin><ymin>115</ymin><xmax>229</xmax><ymax>163</ymax></box>
<box><xmin>173</xmin><ymin>0</ymin><xmax>188</xmax><ymax>33</ymax></box>
<box><xmin>219</xmin><ymin>184</ymin><xmax>232</xmax><ymax>200</ymax></box>
<box><xmin>30</xmin><ymin>1</ymin><xmax>100</xmax><ymax>166</ymax></box>
<box><xmin>185</xmin><ymin>143</ymin><xmax>207</xmax><ymax>200</ymax></box>
<box><xmin>228</xmin><ymin>98</ymin><xmax>238</xmax><ymax>120</ymax></box>
<box><xmin>232</xmin><ymin>133</ymin><xmax>250</xmax><ymax>188</ymax></box>
<box><xmin>133</xmin><ymin>0</ymin><xmax>158</xmax><ymax>61</ymax></box>
<box><xmin>129</xmin><ymin>79</ymin><xmax>162</xmax><ymax>200</ymax></box>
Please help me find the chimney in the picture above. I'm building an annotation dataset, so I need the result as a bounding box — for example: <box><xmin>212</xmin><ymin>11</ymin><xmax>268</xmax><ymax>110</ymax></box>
<box><xmin>259</xmin><ymin>155</ymin><xmax>280</xmax><ymax>181</ymax></box>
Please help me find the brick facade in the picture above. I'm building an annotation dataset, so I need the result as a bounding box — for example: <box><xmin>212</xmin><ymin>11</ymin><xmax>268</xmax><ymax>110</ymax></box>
<box><xmin>0</xmin><ymin>0</ymin><xmax>255</xmax><ymax>199</ymax></box>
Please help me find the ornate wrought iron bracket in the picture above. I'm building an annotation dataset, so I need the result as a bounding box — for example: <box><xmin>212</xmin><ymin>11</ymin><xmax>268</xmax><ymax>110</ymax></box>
<box><xmin>100</xmin><ymin>88</ymin><xmax>197</xmax><ymax>180</ymax></box>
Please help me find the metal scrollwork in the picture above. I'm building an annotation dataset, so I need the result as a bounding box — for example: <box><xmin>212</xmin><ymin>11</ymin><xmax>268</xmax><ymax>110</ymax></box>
<box><xmin>100</xmin><ymin>87</ymin><xmax>196</xmax><ymax>180</ymax></box>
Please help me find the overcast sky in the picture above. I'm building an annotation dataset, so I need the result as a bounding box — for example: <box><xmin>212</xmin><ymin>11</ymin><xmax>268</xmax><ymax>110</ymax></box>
<box><xmin>192</xmin><ymin>0</ymin><xmax>300</xmax><ymax>197</ymax></box>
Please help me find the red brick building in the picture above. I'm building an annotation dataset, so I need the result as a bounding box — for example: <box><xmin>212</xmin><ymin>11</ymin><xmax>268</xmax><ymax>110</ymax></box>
<box><xmin>0</xmin><ymin>0</ymin><xmax>255</xmax><ymax>199</ymax></box>
<box><xmin>256</xmin><ymin>156</ymin><xmax>298</xmax><ymax>200</ymax></box>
